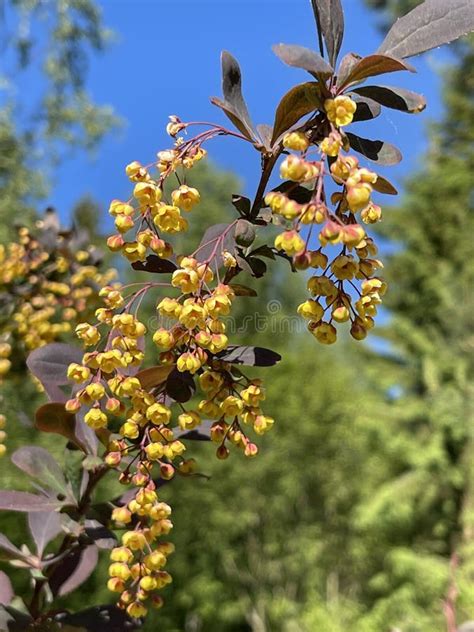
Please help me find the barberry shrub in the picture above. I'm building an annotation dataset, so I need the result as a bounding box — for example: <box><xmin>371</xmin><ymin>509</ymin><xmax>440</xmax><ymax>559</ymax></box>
<box><xmin>0</xmin><ymin>0</ymin><xmax>473</xmax><ymax>629</ymax></box>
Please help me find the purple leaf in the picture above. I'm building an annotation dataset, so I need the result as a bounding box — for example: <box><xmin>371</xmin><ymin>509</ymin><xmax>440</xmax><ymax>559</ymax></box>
<box><xmin>216</xmin><ymin>345</ymin><xmax>281</xmax><ymax>367</ymax></box>
<box><xmin>84</xmin><ymin>520</ymin><xmax>117</xmax><ymax>549</ymax></box>
<box><xmin>0</xmin><ymin>534</ymin><xmax>28</xmax><ymax>562</ymax></box>
<box><xmin>272</xmin><ymin>43</ymin><xmax>334</xmax><ymax>76</ymax></box>
<box><xmin>176</xmin><ymin>419</ymin><xmax>213</xmax><ymax>442</ymax></box>
<box><xmin>337</xmin><ymin>54</ymin><xmax>415</xmax><ymax>90</ymax></box>
<box><xmin>195</xmin><ymin>223</ymin><xmax>236</xmax><ymax>266</ymax></box>
<box><xmin>11</xmin><ymin>447</ymin><xmax>71</xmax><ymax>499</ymax></box>
<box><xmin>221</xmin><ymin>51</ymin><xmax>255</xmax><ymax>139</ymax></box>
<box><xmin>310</xmin><ymin>0</ymin><xmax>344</xmax><ymax>66</ymax></box>
<box><xmin>0</xmin><ymin>491</ymin><xmax>61</xmax><ymax>512</ymax></box>
<box><xmin>271</xmin><ymin>82</ymin><xmax>321</xmax><ymax>145</ymax></box>
<box><xmin>54</xmin><ymin>605</ymin><xmax>139</xmax><ymax>630</ymax></box>
<box><xmin>352</xmin><ymin>85</ymin><xmax>426</xmax><ymax>113</ymax></box>
<box><xmin>166</xmin><ymin>369</ymin><xmax>196</xmax><ymax>404</ymax></box>
<box><xmin>75</xmin><ymin>406</ymin><xmax>99</xmax><ymax>456</ymax></box>
<box><xmin>351</xmin><ymin>94</ymin><xmax>382</xmax><ymax>122</ymax></box>
<box><xmin>378</xmin><ymin>0</ymin><xmax>474</xmax><ymax>60</ymax></box>
<box><xmin>346</xmin><ymin>132</ymin><xmax>402</xmax><ymax>165</ymax></box>
<box><xmin>131</xmin><ymin>255</ymin><xmax>177</xmax><ymax>274</ymax></box>
<box><xmin>0</xmin><ymin>572</ymin><xmax>13</xmax><ymax>606</ymax></box>
<box><xmin>49</xmin><ymin>545</ymin><xmax>98</xmax><ymax>597</ymax></box>
<box><xmin>28</xmin><ymin>512</ymin><xmax>62</xmax><ymax>557</ymax></box>
<box><xmin>26</xmin><ymin>343</ymin><xmax>83</xmax><ymax>403</ymax></box>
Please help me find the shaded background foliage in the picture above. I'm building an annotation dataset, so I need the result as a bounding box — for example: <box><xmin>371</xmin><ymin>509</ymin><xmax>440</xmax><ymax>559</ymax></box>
<box><xmin>0</xmin><ymin>1</ymin><xmax>473</xmax><ymax>631</ymax></box>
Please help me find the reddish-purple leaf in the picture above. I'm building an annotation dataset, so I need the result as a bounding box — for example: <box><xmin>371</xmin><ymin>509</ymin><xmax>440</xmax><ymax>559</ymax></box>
<box><xmin>228</xmin><ymin>284</ymin><xmax>258</xmax><ymax>297</ymax></box>
<box><xmin>310</xmin><ymin>0</ymin><xmax>344</xmax><ymax>67</ymax></box>
<box><xmin>372</xmin><ymin>175</ymin><xmax>398</xmax><ymax>195</ymax></box>
<box><xmin>136</xmin><ymin>365</ymin><xmax>173</xmax><ymax>390</ymax></box>
<box><xmin>50</xmin><ymin>545</ymin><xmax>98</xmax><ymax>596</ymax></box>
<box><xmin>346</xmin><ymin>132</ymin><xmax>402</xmax><ymax>166</ymax></box>
<box><xmin>351</xmin><ymin>94</ymin><xmax>382</xmax><ymax>122</ymax></box>
<box><xmin>28</xmin><ymin>512</ymin><xmax>62</xmax><ymax>557</ymax></box>
<box><xmin>272</xmin><ymin>43</ymin><xmax>334</xmax><ymax>77</ymax></box>
<box><xmin>0</xmin><ymin>534</ymin><xmax>28</xmax><ymax>562</ymax></box>
<box><xmin>34</xmin><ymin>402</ymin><xmax>87</xmax><ymax>453</ymax></box>
<box><xmin>131</xmin><ymin>255</ymin><xmax>177</xmax><ymax>274</ymax></box>
<box><xmin>12</xmin><ymin>447</ymin><xmax>71</xmax><ymax>499</ymax></box>
<box><xmin>84</xmin><ymin>520</ymin><xmax>117</xmax><ymax>549</ymax></box>
<box><xmin>166</xmin><ymin>369</ymin><xmax>196</xmax><ymax>404</ymax></box>
<box><xmin>271</xmin><ymin>82</ymin><xmax>322</xmax><ymax>145</ymax></box>
<box><xmin>352</xmin><ymin>85</ymin><xmax>426</xmax><ymax>113</ymax></box>
<box><xmin>211</xmin><ymin>96</ymin><xmax>255</xmax><ymax>141</ymax></box>
<box><xmin>54</xmin><ymin>605</ymin><xmax>139</xmax><ymax>630</ymax></box>
<box><xmin>211</xmin><ymin>51</ymin><xmax>255</xmax><ymax>140</ymax></box>
<box><xmin>26</xmin><ymin>343</ymin><xmax>83</xmax><ymax>403</ymax></box>
<box><xmin>176</xmin><ymin>420</ymin><xmax>213</xmax><ymax>442</ymax></box>
<box><xmin>337</xmin><ymin>54</ymin><xmax>415</xmax><ymax>90</ymax></box>
<box><xmin>0</xmin><ymin>491</ymin><xmax>61</xmax><ymax>513</ymax></box>
<box><xmin>0</xmin><ymin>572</ymin><xmax>13</xmax><ymax>606</ymax></box>
<box><xmin>234</xmin><ymin>219</ymin><xmax>256</xmax><ymax>247</ymax></box>
<box><xmin>378</xmin><ymin>0</ymin><xmax>474</xmax><ymax>60</ymax></box>
<box><xmin>217</xmin><ymin>346</ymin><xmax>281</xmax><ymax>367</ymax></box>
<box><xmin>195</xmin><ymin>223</ymin><xmax>236</xmax><ymax>266</ymax></box>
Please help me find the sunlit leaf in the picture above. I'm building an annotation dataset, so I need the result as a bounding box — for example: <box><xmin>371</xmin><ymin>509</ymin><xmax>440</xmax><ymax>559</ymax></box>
<box><xmin>378</xmin><ymin>0</ymin><xmax>474</xmax><ymax>59</ymax></box>
<box><xmin>310</xmin><ymin>0</ymin><xmax>344</xmax><ymax>66</ymax></box>
<box><xmin>346</xmin><ymin>132</ymin><xmax>402</xmax><ymax>165</ymax></box>
<box><xmin>353</xmin><ymin>85</ymin><xmax>426</xmax><ymax>113</ymax></box>
<box><xmin>272</xmin><ymin>43</ymin><xmax>333</xmax><ymax>76</ymax></box>
<box><xmin>271</xmin><ymin>82</ymin><xmax>322</xmax><ymax>144</ymax></box>
<box><xmin>337</xmin><ymin>54</ymin><xmax>415</xmax><ymax>90</ymax></box>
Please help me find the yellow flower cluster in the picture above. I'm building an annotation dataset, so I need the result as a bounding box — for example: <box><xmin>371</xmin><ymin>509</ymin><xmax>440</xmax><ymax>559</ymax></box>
<box><xmin>106</xmin><ymin>134</ymin><xmax>205</xmax><ymax>264</ymax></box>
<box><xmin>108</xmin><ymin>490</ymin><xmax>173</xmax><ymax>618</ymax></box>
<box><xmin>0</xmin><ymin>226</ymin><xmax>116</xmax><ymax>453</ymax></box>
<box><xmin>65</xmin><ymin>125</ymin><xmax>277</xmax><ymax>613</ymax></box>
<box><xmin>266</xmin><ymin>124</ymin><xmax>386</xmax><ymax>344</ymax></box>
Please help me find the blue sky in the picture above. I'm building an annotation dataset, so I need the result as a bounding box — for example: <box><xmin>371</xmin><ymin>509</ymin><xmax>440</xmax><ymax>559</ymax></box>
<box><xmin>33</xmin><ymin>0</ymin><xmax>448</xmax><ymax>227</ymax></box>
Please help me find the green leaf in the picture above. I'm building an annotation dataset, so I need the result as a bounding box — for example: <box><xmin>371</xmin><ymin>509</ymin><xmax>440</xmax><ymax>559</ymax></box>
<box><xmin>378</xmin><ymin>0</ymin><xmax>474</xmax><ymax>60</ymax></box>
<box><xmin>352</xmin><ymin>85</ymin><xmax>426</xmax><ymax>113</ymax></box>
<box><xmin>337</xmin><ymin>54</ymin><xmax>415</xmax><ymax>90</ymax></box>
<box><xmin>346</xmin><ymin>132</ymin><xmax>402</xmax><ymax>166</ymax></box>
<box><xmin>271</xmin><ymin>82</ymin><xmax>322</xmax><ymax>145</ymax></box>
<box><xmin>272</xmin><ymin>43</ymin><xmax>334</xmax><ymax>77</ymax></box>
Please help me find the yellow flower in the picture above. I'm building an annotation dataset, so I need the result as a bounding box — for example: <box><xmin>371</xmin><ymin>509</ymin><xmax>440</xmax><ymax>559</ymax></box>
<box><xmin>331</xmin><ymin>255</ymin><xmax>359</xmax><ymax>280</ymax></box>
<box><xmin>84</xmin><ymin>408</ymin><xmax>108</xmax><ymax>430</ymax></box>
<box><xmin>178</xmin><ymin>411</ymin><xmax>201</xmax><ymax>431</ymax></box>
<box><xmin>220</xmin><ymin>395</ymin><xmax>244</xmax><ymax>417</ymax></box>
<box><xmin>324</xmin><ymin>95</ymin><xmax>357</xmax><ymax>127</ymax></box>
<box><xmin>297</xmin><ymin>299</ymin><xmax>324</xmax><ymax>322</ymax></box>
<box><xmin>274</xmin><ymin>230</ymin><xmax>306</xmax><ymax>256</ymax></box>
<box><xmin>311</xmin><ymin>322</ymin><xmax>337</xmax><ymax>344</ymax></box>
<box><xmin>146</xmin><ymin>402</ymin><xmax>172</xmax><ymax>425</ymax></box>
<box><xmin>320</xmin><ymin>131</ymin><xmax>343</xmax><ymax>157</ymax></box>
<box><xmin>177</xmin><ymin>351</ymin><xmax>203</xmax><ymax>374</ymax></box>
<box><xmin>282</xmin><ymin>131</ymin><xmax>309</xmax><ymax>151</ymax></box>
<box><xmin>171</xmin><ymin>185</ymin><xmax>200</xmax><ymax>211</ymax></box>
<box><xmin>346</xmin><ymin>182</ymin><xmax>372</xmax><ymax>212</ymax></box>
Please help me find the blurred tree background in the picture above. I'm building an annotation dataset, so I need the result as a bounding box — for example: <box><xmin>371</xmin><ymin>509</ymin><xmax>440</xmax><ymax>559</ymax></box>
<box><xmin>0</xmin><ymin>1</ymin><xmax>473</xmax><ymax>631</ymax></box>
